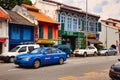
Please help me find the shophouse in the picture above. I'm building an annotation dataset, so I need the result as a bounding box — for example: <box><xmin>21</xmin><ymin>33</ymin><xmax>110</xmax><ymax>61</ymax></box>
<box><xmin>7</xmin><ymin>10</ymin><xmax>35</xmax><ymax>50</ymax></box>
<box><xmin>21</xmin><ymin>4</ymin><xmax>59</xmax><ymax>47</ymax></box>
<box><xmin>32</xmin><ymin>0</ymin><xmax>101</xmax><ymax>50</ymax></box>
<box><xmin>0</xmin><ymin>7</ymin><xmax>9</xmax><ymax>53</ymax></box>
<box><xmin>100</xmin><ymin>18</ymin><xmax>120</xmax><ymax>51</ymax></box>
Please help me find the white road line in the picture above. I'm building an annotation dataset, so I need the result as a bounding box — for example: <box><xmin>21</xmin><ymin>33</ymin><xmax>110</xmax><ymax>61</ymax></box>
<box><xmin>8</xmin><ymin>69</ymin><xmax>20</xmax><ymax>71</ymax></box>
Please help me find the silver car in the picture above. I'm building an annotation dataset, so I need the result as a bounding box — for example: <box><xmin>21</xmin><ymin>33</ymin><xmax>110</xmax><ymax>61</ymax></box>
<box><xmin>98</xmin><ymin>48</ymin><xmax>117</xmax><ymax>56</ymax></box>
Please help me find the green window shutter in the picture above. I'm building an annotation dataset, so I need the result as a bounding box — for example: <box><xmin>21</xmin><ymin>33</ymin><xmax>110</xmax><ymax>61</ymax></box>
<box><xmin>61</xmin><ymin>23</ymin><xmax>64</xmax><ymax>30</ymax></box>
<box><xmin>98</xmin><ymin>22</ymin><xmax>101</xmax><ymax>31</ymax></box>
<box><xmin>82</xmin><ymin>21</ymin><xmax>84</xmax><ymax>31</ymax></box>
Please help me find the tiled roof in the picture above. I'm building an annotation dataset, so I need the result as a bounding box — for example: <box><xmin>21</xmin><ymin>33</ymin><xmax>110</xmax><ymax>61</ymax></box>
<box><xmin>7</xmin><ymin>10</ymin><xmax>35</xmax><ymax>26</ymax></box>
<box><xmin>28</xmin><ymin>10</ymin><xmax>59</xmax><ymax>24</ymax></box>
<box><xmin>44</xmin><ymin>0</ymin><xmax>100</xmax><ymax>18</ymax></box>
<box><xmin>108</xmin><ymin>18</ymin><xmax>120</xmax><ymax>22</ymax></box>
<box><xmin>44</xmin><ymin>0</ymin><xmax>82</xmax><ymax>10</ymax></box>
<box><xmin>21</xmin><ymin>4</ymin><xmax>39</xmax><ymax>12</ymax></box>
<box><xmin>0</xmin><ymin>7</ymin><xmax>9</xmax><ymax>19</ymax></box>
<box><xmin>101</xmin><ymin>20</ymin><xmax>117</xmax><ymax>24</ymax></box>
<box><xmin>21</xmin><ymin>4</ymin><xmax>59</xmax><ymax>24</ymax></box>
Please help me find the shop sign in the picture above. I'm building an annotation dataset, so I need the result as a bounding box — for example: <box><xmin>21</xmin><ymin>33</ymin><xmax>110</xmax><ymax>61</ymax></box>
<box><xmin>87</xmin><ymin>33</ymin><xmax>96</xmax><ymax>38</ymax></box>
<box><xmin>0</xmin><ymin>38</ymin><xmax>6</xmax><ymax>42</ymax></box>
<box><xmin>36</xmin><ymin>39</ymin><xmax>55</xmax><ymax>44</ymax></box>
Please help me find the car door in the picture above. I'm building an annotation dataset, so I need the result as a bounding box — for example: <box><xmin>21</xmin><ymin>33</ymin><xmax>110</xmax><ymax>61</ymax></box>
<box><xmin>51</xmin><ymin>48</ymin><xmax>60</xmax><ymax>63</ymax></box>
<box><xmin>44</xmin><ymin>48</ymin><xmax>54</xmax><ymax>64</ymax></box>
<box><xmin>87</xmin><ymin>46</ymin><xmax>92</xmax><ymax>54</ymax></box>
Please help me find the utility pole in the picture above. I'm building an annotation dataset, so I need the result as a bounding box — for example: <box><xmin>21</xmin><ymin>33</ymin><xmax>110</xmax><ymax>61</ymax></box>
<box><xmin>86</xmin><ymin>0</ymin><xmax>88</xmax><ymax>47</ymax></box>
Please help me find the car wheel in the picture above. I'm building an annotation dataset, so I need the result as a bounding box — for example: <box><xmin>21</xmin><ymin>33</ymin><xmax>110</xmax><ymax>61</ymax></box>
<box><xmin>59</xmin><ymin>58</ymin><xmax>64</xmax><ymax>65</ymax></box>
<box><xmin>9</xmin><ymin>57</ymin><xmax>14</xmax><ymax>63</ymax></box>
<box><xmin>105</xmin><ymin>52</ymin><xmax>108</xmax><ymax>56</ymax></box>
<box><xmin>93</xmin><ymin>52</ymin><xmax>97</xmax><ymax>56</ymax></box>
<box><xmin>114</xmin><ymin>52</ymin><xmax>117</xmax><ymax>55</ymax></box>
<box><xmin>33</xmin><ymin>60</ymin><xmax>40</xmax><ymax>68</ymax></box>
<box><xmin>83</xmin><ymin>52</ymin><xmax>87</xmax><ymax>57</ymax></box>
<box><xmin>67</xmin><ymin>54</ymin><xmax>70</xmax><ymax>58</ymax></box>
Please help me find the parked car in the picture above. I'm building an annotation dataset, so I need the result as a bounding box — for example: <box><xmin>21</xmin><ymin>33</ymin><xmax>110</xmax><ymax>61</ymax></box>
<box><xmin>98</xmin><ymin>48</ymin><xmax>117</xmax><ymax>56</ymax></box>
<box><xmin>0</xmin><ymin>44</ymin><xmax>40</xmax><ymax>63</ymax></box>
<box><xmin>54</xmin><ymin>44</ymin><xmax>72</xmax><ymax>58</ymax></box>
<box><xmin>73</xmin><ymin>46</ymin><xmax>98</xmax><ymax>57</ymax></box>
<box><xmin>109</xmin><ymin>59</ymin><xmax>120</xmax><ymax>80</ymax></box>
<box><xmin>14</xmin><ymin>47</ymin><xmax>67</xmax><ymax>68</ymax></box>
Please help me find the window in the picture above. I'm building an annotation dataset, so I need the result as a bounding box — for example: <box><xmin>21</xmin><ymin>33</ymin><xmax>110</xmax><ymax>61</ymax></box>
<box><xmin>51</xmin><ymin>48</ymin><xmax>58</xmax><ymax>53</ymax></box>
<box><xmin>61</xmin><ymin>13</ymin><xmax>66</xmax><ymax>23</ymax></box>
<box><xmin>73</xmin><ymin>15</ymin><xmax>78</xmax><ymax>31</ymax></box>
<box><xmin>46</xmin><ymin>48</ymin><xmax>52</xmax><ymax>54</ymax></box>
<box><xmin>67</xmin><ymin>15</ymin><xmax>72</xmax><ymax>31</ymax></box>
<box><xmin>11</xmin><ymin>26</ymin><xmax>20</xmax><ymax>40</ymax></box>
<box><xmin>28</xmin><ymin>46</ymin><xmax>34</xmax><ymax>52</ymax></box>
<box><xmin>48</xmin><ymin>26</ymin><xmax>52</xmax><ymax>39</ymax></box>
<box><xmin>39</xmin><ymin>25</ymin><xmax>43</xmax><ymax>38</ymax></box>
<box><xmin>61</xmin><ymin>13</ymin><xmax>66</xmax><ymax>30</ymax></box>
<box><xmin>23</xmin><ymin>27</ymin><xmax>32</xmax><ymax>40</ymax></box>
<box><xmin>18</xmin><ymin>46</ymin><xmax>27</xmax><ymax>52</ymax></box>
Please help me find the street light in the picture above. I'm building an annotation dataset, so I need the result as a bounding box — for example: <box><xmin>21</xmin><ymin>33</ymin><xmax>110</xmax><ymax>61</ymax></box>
<box><xmin>86</xmin><ymin>0</ymin><xmax>88</xmax><ymax>47</ymax></box>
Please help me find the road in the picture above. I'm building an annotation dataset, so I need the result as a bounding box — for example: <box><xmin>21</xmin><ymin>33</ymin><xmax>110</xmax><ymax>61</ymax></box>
<box><xmin>0</xmin><ymin>55</ymin><xmax>119</xmax><ymax>80</ymax></box>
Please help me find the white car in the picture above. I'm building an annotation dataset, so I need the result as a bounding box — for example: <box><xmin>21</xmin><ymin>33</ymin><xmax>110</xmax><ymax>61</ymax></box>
<box><xmin>73</xmin><ymin>46</ymin><xmax>98</xmax><ymax>57</ymax></box>
<box><xmin>0</xmin><ymin>44</ymin><xmax>40</xmax><ymax>62</ymax></box>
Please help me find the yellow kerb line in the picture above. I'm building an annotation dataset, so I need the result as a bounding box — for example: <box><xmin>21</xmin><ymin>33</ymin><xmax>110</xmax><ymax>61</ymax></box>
<box><xmin>103</xmin><ymin>69</ymin><xmax>109</xmax><ymax>72</ymax></box>
<box><xmin>59</xmin><ymin>76</ymin><xmax>75</xmax><ymax>80</ymax></box>
<box><xmin>85</xmin><ymin>72</ymin><xmax>98</xmax><ymax>76</ymax></box>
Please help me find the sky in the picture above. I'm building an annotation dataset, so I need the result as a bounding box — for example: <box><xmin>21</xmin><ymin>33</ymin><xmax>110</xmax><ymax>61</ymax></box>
<box><xmin>52</xmin><ymin>0</ymin><xmax>120</xmax><ymax>20</ymax></box>
<box><xmin>32</xmin><ymin>0</ymin><xmax>120</xmax><ymax>20</ymax></box>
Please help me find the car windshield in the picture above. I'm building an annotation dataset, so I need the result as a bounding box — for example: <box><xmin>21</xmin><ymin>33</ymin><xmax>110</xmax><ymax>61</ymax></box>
<box><xmin>30</xmin><ymin>48</ymin><xmax>44</xmax><ymax>54</ymax></box>
<box><xmin>10</xmin><ymin>46</ymin><xmax>20</xmax><ymax>52</ymax></box>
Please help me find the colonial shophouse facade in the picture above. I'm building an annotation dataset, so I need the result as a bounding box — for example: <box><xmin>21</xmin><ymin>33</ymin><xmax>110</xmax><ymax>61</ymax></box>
<box><xmin>32</xmin><ymin>0</ymin><xmax>101</xmax><ymax>50</ymax></box>
<box><xmin>100</xmin><ymin>18</ymin><xmax>120</xmax><ymax>51</ymax></box>
<box><xmin>19</xmin><ymin>4</ymin><xmax>59</xmax><ymax>47</ymax></box>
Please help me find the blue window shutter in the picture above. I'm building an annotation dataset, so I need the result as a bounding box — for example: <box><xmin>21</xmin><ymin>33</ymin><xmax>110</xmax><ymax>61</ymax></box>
<box><xmin>58</xmin><ymin>13</ymin><xmax>60</xmax><ymax>22</ymax></box>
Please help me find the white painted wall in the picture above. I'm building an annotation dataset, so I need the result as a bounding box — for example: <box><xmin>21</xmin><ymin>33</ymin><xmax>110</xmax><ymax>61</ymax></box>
<box><xmin>0</xmin><ymin>21</ymin><xmax>8</xmax><ymax>38</ymax></box>
<box><xmin>0</xmin><ymin>19</ymin><xmax>9</xmax><ymax>52</ymax></box>
<box><xmin>33</xmin><ymin>0</ymin><xmax>59</xmax><ymax>21</ymax></box>
<box><xmin>99</xmin><ymin>23</ymin><xmax>119</xmax><ymax>50</ymax></box>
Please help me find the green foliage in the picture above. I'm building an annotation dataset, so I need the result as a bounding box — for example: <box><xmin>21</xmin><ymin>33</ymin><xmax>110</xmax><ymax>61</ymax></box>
<box><xmin>0</xmin><ymin>0</ymin><xmax>32</xmax><ymax>10</ymax></box>
<box><xmin>81</xmin><ymin>36</ymin><xmax>86</xmax><ymax>47</ymax></box>
<box><xmin>95</xmin><ymin>44</ymin><xmax>104</xmax><ymax>51</ymax></box>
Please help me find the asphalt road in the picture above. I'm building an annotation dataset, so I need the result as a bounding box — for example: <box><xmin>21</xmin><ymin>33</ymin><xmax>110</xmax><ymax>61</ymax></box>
<box><xmin>0</xmin><ymin>55</ymin><xmax>119</xmax><ymax>80</ymax></box>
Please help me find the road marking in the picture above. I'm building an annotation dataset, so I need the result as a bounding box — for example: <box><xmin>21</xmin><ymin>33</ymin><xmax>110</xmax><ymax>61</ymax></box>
<box><xmin>103</xmin><ymin>69</ymin><xmax>109</xmax><ymax>72</ymax></box>
<box><xmin>85</xmin><ymin>72</ymin><xmax>98</xmax><ymax>76</ymax></box>
<box><xmin>8</xmin><ymin>69</ymin><xmax>20</xmax><ymax>71</ymax></box>
<box><xmin>58</xmin><ymin>76</ymin><xmax>75</xmax><ymax>80</ymax></box>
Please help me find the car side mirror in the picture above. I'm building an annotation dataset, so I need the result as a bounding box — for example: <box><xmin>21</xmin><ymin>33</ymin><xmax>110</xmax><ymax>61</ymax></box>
<box><xmin>118</xmin><ymin>59</ymin><xmax>120</xmax><ymax>61</ymax></box>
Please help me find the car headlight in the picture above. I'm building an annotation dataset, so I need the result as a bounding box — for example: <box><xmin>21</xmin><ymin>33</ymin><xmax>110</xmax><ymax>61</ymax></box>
<box><xmin>23</xmin><ymin>57</ymin><xmax>31</xmax><ymax>61</ymax></box>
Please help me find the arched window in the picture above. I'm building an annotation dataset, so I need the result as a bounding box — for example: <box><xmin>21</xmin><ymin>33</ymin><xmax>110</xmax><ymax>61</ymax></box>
<box><xmin>73</xmin><ymin>15</ymin><xmax>78</xmax><ymax>31</ymax></box>
<box><xmin>61</xmin><ymin>12</ymin><xmax>66</xmax><ymax>23</ymax></box>
<box><xmin>67</xmin><ymin>14</ymin><xmax>72</xmax><ymax>31</ymax></box>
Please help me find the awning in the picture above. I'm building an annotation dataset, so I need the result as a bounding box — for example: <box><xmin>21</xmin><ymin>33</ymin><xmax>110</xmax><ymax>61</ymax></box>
<box><xmin>87</xmin><ymin>39</ymin><xmax>102</xmax><ymax>44</ymax></box>
<box><xmin>0</xmin><ymin>38</ymin><xmax>6</xmax><ymax>42</ymax></box>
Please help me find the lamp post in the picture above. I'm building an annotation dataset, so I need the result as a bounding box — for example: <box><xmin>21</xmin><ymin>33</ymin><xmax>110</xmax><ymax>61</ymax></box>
<box><xmin>86</xmin><ymin>0</ymin><xmax>88</xmax><ymax>47</ymax></box>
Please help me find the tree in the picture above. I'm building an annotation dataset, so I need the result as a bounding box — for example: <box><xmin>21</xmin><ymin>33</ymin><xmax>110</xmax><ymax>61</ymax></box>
<box><xmin>0</xmin><ymin>0</ymin><xmax>32</xmax><ymax>10</ymax></box>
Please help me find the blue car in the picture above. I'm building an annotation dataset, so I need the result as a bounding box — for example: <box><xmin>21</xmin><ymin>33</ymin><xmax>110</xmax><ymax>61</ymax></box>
<box><xmin>14</xmin><ymin>47</ymin><xmax>67</xmax><ymax>68</ymax></box>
